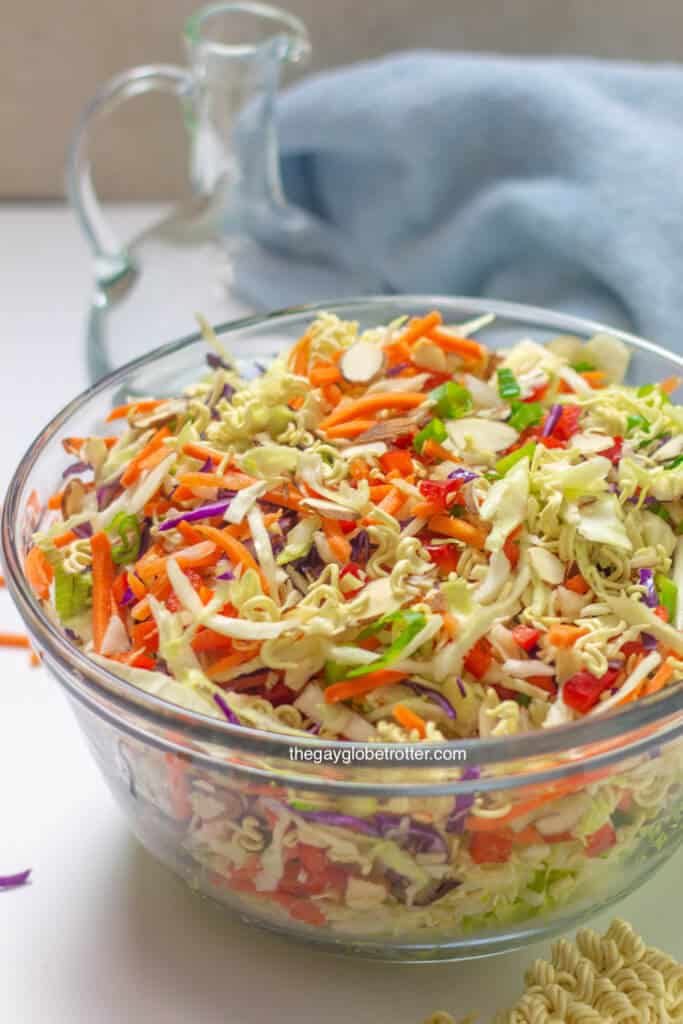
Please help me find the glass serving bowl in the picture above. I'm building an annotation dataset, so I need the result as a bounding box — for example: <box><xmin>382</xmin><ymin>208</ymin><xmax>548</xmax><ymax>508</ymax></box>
<box><xmin>3</xmin><ymin>296</ymin><xmax>683</xmax><ymax>962</ymax></box>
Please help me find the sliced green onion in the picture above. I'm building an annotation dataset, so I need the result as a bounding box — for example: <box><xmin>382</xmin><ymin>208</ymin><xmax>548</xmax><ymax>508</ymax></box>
<box><xmin>497</xmin><ymin>367</ymin><xmax>521</xmax><ymax>399</ymax></box>
<box><xmin>637</xmin><ymin>384</ymin><xmax>655</xmax><ymax>397</ymax></box>
<box><xmin>495</xmin><ymin>441</ymin><xmax>536</xmax><ymax>476</ymax></box>
<box><xmin>508</xmin><ymin>400</ymin><xmax>542</xmax><ymax>432</ymax></box>
<box><xmin>570</xmin><ymin>360</ymin><xmax>596</xmax><ymax>372</ymax></box>
<box><xmin>414</xmin><ymin>417</ymin><xmax>447</xmax><ymax>453</ymax></box>
<box><xmin>324</xmin><ymin>661</ymin><xmax>348</xmax><ymax>685</ymax></box>
<box><xmin>54</xmin><ymin>564</ymin><xmax>92</xmax><ymax>621</ymax></box>
<box><xmin>349</xmin><ymin>611</ymin><xmax>426</xmax><ymax>677</ymax></box>
<box><xmin>107</xmin><ymin>511</ymin><xmax>142</xmax><ymax>565</ymax></box>
<box><xmin>655</xmin><ymin>574</ymin><xmax>678</xmax><ymax>622</ymax></box>
<box><xmin>430</xmin><ymin>381</ymin><xmax>472</xmax><ymax>420</ymax></box>
<box><xmin>626</xmin><ymin>414</ymin><xmax>650</xmax><ymax>434</ymax></box>
<box><xmin>665</xmin><ymin>454</ymin><xmax>683</xmax><ymax>471</ymax></box>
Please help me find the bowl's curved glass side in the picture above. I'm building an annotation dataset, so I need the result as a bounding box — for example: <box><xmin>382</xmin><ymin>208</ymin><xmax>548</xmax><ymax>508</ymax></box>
<box><xmin>67</xmin><ymin>684</ymin><xmax>683</xmax><ymax>960</ymax></box>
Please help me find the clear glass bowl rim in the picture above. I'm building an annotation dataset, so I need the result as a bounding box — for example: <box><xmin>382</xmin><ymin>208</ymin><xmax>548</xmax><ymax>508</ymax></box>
<box><xmin>3</xmin><ymin>294</ymin><xmax>683</xmax><ymax>788</ymax></box>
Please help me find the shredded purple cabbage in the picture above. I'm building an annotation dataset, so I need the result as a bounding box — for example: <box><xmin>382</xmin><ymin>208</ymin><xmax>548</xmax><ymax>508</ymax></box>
<box><xmin>206</xmin><ymin>352</ymin><xmax>229</xmax><ymax>370</ymax></box>
<box><xmin>0</xmin><ymin>869</ymin><xmax>31</xmax><ymax>890</ymax></box>
<box><xmin>411</xmin><ymin>877</ymin><xmax>461</xmax><ymax>906</ymax></box>
<box><xmin>119</xmin><ymin>585</ymin><xmax>136</xmax><ymax>607</ymax></box>
<box><xmin>542</xmin><ymin>404</ymin><xmax>563</xmax><ymax>437</ymax></box>
<box><xmin>447</xmin><ymin>468</ymin><xmax>477</xmax><ymax>484</ymax></box>
<box><xmin>96</xmin><ymin>480</ymin><xmax>121</xmax><ymax>511</ymax></box>
<box><xmin>641</xmin><ymin>631</ymin><xmax>658</xmax><ymax>650</ymax></box>
<box><xmin>293</xmin><ymin>810</ymin><xmax>380</xmax><ymax>836</ymax></box>
<box><xmin>403</xmin><ymin>682</ymin><xmax>456</xmax><ymax>719</ymax></box>
<box><xmin>216</xmin><ymin>570</ymin><xmax>235</xmax><ymax>581</ymax></box>
<box><xmin>350</xmin><ymin>529</ymin><xmax>370</xmax><ymax>565</ymax></box>
<box><xmin>292</xmin><ymin>545</ymin><xmax>325</xmax><ymax>578</ymax></box>
<box><xmin>639</xmin><ymin>568</ymin><xmax>659</xmax><ymax>608</ymax></box>
<box><xmin>213</xmin><ymin>692</ymin><xmax>240</xmax><ymax>724</ymax></box>
<box><xmin>62</xmin><ymin>461</ymin><xmax>89</xmax><ymax>480</ymax></box>
<box><xmin>158</xmin><ymin>499</ymin><xmax>232</xmax><ymax>532</ymax></box>
<box><xmin>446</xmin><ymin>766</ymin><xmax>481</xmax><ymax>834</ymax></box>
<box><xmin>72</xmin><ymin>522</ymin><xmax>93</xmax><ymax>539</ymax></box>
<box><xmin>455</xmin><ymin>677</ymin><xmax>466</xmax><ymax>698</ymax></box>
<box><xmin>386</xmin><ymin>362</ymin><xmax>410</xmax><ymax>377</ymax></box>
<box><xmin>374</xmin><ymin>813</ymin><xmax>448</xmax><ymax>856</ymax></box>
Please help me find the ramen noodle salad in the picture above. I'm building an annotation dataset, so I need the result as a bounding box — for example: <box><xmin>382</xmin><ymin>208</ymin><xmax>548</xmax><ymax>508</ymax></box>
<box><xmin>24</xmin><ymin>309</ymin><xmax>683</xmax><ymax>937</ymax></box>
<box><xmin>422</xmin><ymin>918</ymin><xmax>683</xmax><ymax>1023</ymax></box>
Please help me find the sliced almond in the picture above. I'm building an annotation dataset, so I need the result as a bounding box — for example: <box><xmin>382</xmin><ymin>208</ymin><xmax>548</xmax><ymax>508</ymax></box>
<box><xmin>340</xmin><ymin>341</ymin><xmax>385</xmax><ymax>384</ymax></box>
<box><xmin>357</xmin><ymin>410</ymin><xmax>430</xmax><ymax>444</ymax></box>
<box><xmin>446</xmin><ymin>417</ymin><xmax>519</xmax><ymax>453</ymax></box>
<box><xmin>61</xmin><ymin>478</ymin><xmax>86</xmax><ymax>518</ymax></box>
<box><xmin>529</xmin><ymin>546</ymin><xmax>565</xmax><ymax>585</ymax></box>
<box><xmin>411</xmin><ymin>338</ymin><xmax>447</xmax><ymax>373</ymax></box>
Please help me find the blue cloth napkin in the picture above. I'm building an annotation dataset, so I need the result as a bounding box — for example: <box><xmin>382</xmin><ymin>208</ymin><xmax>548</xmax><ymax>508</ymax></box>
<box><xmin>235</xmin><ymin>52</ymin><xmax>683</xmax><ymax>349</ymax></box>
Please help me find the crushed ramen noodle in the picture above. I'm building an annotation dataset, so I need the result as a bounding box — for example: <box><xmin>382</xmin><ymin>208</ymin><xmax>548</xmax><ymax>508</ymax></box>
<box><xmin>422</xmin><ymin>919</ymin><xmax>683</xmax><ymax>1024</ymax></box>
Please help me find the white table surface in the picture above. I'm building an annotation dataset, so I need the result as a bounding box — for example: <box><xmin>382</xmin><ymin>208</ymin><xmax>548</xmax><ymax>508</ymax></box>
<box><xmin>1</xmin><ymin>202</ymin><xmax>681</xmax><ymax>1024</ymax></box>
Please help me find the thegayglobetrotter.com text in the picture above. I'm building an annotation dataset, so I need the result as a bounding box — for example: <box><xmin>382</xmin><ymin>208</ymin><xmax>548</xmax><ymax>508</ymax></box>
<box><xmin>288</xmin><ymin>746</ymin><xmax>468</xmax><ymax>766</ymax></box>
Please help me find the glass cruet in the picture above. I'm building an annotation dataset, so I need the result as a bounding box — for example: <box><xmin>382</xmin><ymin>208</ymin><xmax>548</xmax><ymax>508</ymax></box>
<box><xmin>67</xmin><ymin>2</ymin><xmax>330</xmax><ymax>380</ymax></box>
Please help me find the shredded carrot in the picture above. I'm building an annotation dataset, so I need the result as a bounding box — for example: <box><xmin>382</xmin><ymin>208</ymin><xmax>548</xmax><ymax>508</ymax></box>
<box><xmin>191</xmin><ymin>629</ymin><xmax>236</xmax><ymax>653</ymax></box>
<box><xmin>319</xmin><ymin>392</ymin><xmax>426</xmax><ymax>432</ymax></box>
<box><xmin>421</xmin><ymin>439</ymin><xmax>456</xmax><ymax>461</ymax></box>
<box><xmin>324</xmin><ymin>670</ymin><xmax>407</xmax><ymax>704</ymax></box>
<box><xmin>0</xmin><ymin>575</ymin><xmax>5</xmax><ymax>587</ymax></box>
<box><xmin>377</xmin><ymin>487</ymin><xmax>405</xmax><ymax>518</ymax></box>
<box><xmin>324</xmin><ymin>418</ymin><xmax>377</xmax><ymax>439</ymax></box>
<box><xmin>322</xmin><ymin>518</ymin><xmax>352</xmax><ymax>563</ymax></box>
<box><xmin>53</xmin><ymin>530</ymin><xmax>78</xmax><ymax>549</ymax></box>
<box><xmin>641</xmin><ymin>661</ymin><xmax>674</xmax><ymax>698</ymax></box>
<box><xmin>206</xmin><ymin>644</ymin><xmax>261</xmax><ymax>679</ymax></box>
<box><xmin>547</xmin><ymin>624</ymin><xmax>589</xmax><ymax>648</ymax></box>
<box><xmin>181</xmin><ymin>442</ymin><xmax>223</xmax><ymax>464</ymax></box>
<box><xmin>120</xmin><ymin>426</ymin><xmax>171</xmax><ymax>488</ymax></box>
<box><xmin>442</xmin><ymin>613</ymin><xmax>459</xmax><ymax>640</ymax></box>
<box><xmin>399</xmin><ymin>311</ymin><xmax>443</xmax><ymax>348</ymax></box>
<box><xmin>383</xmin><ymin>338</ymin><xmax>412</xmax><ymax>367</ymax></box>
<box><xmin>427</xmin><ymin>326</ymin><xmax>485</xmax><ymax>363</ymax></box>
<box><xmin>177</xmin><ymin>471</ymin><xmax>256</xmax><ymax>491</ymax></box>
<box><xmin>0</xmin><ymin>633</ymin><xmax>31</xmax><ymax>649</ymax></box>
<box><xmin>349</xmin><ymin>458</ymin><xmax>370</xmax><ymax>481</ymax></box>
<box><xmin>310</xmin><ymin>362</ymin><xmax>342</xmax><ymax>387</ymax></box>
<box><xmin>47</xmin><ymin>491</ymin><xmax>64</xmax><ymax>511</ymax></box>
<box><xmin>564</xmin><ymin>573</ymin><xmax>590</xmax><ymax>595</ymax></box>
<box><xmin>379</xmin><ymin>450</ymin><xmax>414</xmax><ymax>476</ymax></box>
<box><xmin>91</xmin><ymin>531</ymin><xmax>116</xmax><ymax>653</ymax></box>
<box><xmin>393</xmin><ymin>703</ymin><xmax>427</xmax><ymax>738</ymax></box>
<box><xmin>580</xmin><ymin>370</ymin><xmax>607</xmax><ymax>388</ymax></box>
<box><xmin>106</xmin><ymin>398</ymin><xmax>167</xmax><ymax>423</ymax></box>
<box><xmin>30</xmin><ymin>651</ymin><xmax>41</xmax><ymax>667</ymax></box>
<box><xmin>411</xmin><ymin>501</ymin><xmax>441</xmax><ymax>520</ymax></box>
<box><xmin>428</xmin><ymin>515</ymin><xmax>488</xmax><ymax>549</ymax></box>
<box><xmin>289</xmin><ymin>331</ymin><xmax>312</xmax><ymax>376</ymax></box>
<box><xmin>176</xmin><ymin>520</ymin><xmax>204</xmax><ymax>546</ymax></box>
<box><xmin>660</xmin><ymin>376</ymin><xmax>682</xmax><ymax>396</ymax></box>
<box><xmin>194</xmin><ymin>524</ymin><xmax>269</xmax><ymax>593</ymax></box>
<box><xmin>368</xmin><ymin>483</ymin><xmax>392</xmax><ymax>503</ymax></box>
<box><xmin>25</xmin><ymin>547</ymin><xmax>53</xmax><ymax>600</ymax></box>
<box><xmin>262</xmin><ymin>485</ymin><xmax>305</xmax><ymax>512</ymax></box>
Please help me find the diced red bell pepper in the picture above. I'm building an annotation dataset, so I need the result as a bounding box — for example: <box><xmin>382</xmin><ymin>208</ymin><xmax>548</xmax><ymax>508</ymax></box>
<box><xmin>394</xmin><ymin>431</ymin><xmax>417</xmax><ymax>449</ymax></box>
<box><xmin>166</xmin><ymin>592</ymin><xmax>182</xmax><ymax>612</ymax></box>
<box><xmin>527</xmin><ymin>674</ymin><xmax>557</xmax><ymax>696</ymax></box>
<box><xmin>526</xmin><ymin>382</ymin><xmax>549</xmax><ymax>403</ymax></box>
<box><xmin>654</xmin><ymin>605</ymin><xmax>669</xmax><ymax>622</ymax></box>
<box><xmin>426</xmin><ymin>543</ymin><xmax>460</xmax><ymax>575</ymax></box>
<box><xmin>562</xmin><ymin>668</ymin><xmax>620</xmax><ymax>714</ymax></box>
<box><xmin>130</xmin><ymin>618</ymin><xmax>159</xmax><ymax>653</ymax></box>
<box><xmin>340</xmin><ymin>563</ymin><xmax>365</xmax><ymax>593</ymax></box>
<box><xmin>464</xmin><ymin>638</ymin><xmax>493</xmax><ymax>680</ymax></box>
<box><xmin>537</xmin><ymin>434</ymin><xmax>567</xmax><ymax>449</ymax></box>
<box><xmin>337</xmin><ymin>520</ymin><xmax>357</xmax><ymax>534</ymax></box>
<box><xmin>585</xmin><ymin>822</ymin><xmax>617</xmax><ymax>857</ymax></box>
<box><xmin>419</xmin><ymin>478</ymin><xmax>465</xmax><ymax>510</ymax></box>
<box><xmin>602</xmin><ymin>436</ymin><xmax>623</xmax><ymax>464</ymax></box>
<box><xmin>503</xmin><ymin>534</ymin><xmax>520</xmax><ymax>566</ymax></box>
<box><xmin>552</xmin><ymin>405</ymin><xmax>582</xmax><ymax>441</ymax></box>
<box><xmin>379</xmin><ymin>450</ymin><xmax>415</xmax><ymax>476</ymax></box>
<box><xmin>469</xmin><ymin>831</ymin><xmax>513</xmax><ymax>864</ymax></box>
<box><xmin>511</xmin><ymin>625</ymin><xmax>540</xmax><ymax>652</ymax></box>
<box><xmin>620</xmin><ymin>640</ymin><xmax>644</xmax><ymax>658</ymax></box>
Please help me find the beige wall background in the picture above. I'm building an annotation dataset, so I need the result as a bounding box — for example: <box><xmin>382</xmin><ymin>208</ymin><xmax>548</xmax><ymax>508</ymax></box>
<box><xmin>3</xmin><ymin>0</ymin><xmax>683</xmax><ymax>200</ymax></box>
